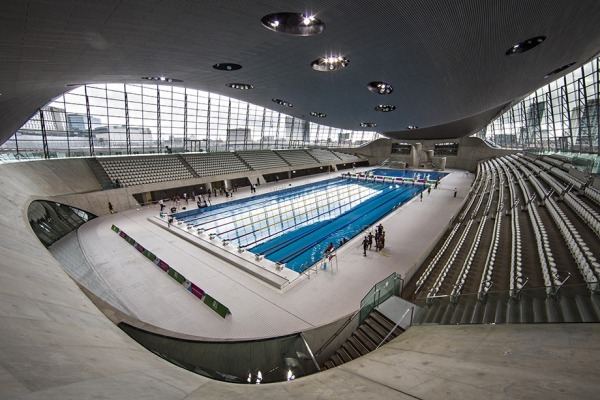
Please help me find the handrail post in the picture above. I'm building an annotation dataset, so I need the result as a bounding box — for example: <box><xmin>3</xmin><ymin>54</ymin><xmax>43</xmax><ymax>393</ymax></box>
<box><xmin>299</xmin><ymin>332</ymin><xmax>320</xmax><ymax>372</ymax></box>
<box><xmin>375</xmin><ymin>306</ymin><xmax>413</xmax><ymax>350</ymax></box>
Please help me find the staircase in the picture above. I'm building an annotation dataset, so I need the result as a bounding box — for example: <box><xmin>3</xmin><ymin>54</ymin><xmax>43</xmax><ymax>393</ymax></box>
<box><xmin>323</xmin><ymin>309</ymin><xmax>405</xmax><ymax>369</ymax></box>
<box><xmin>176</xmin><ymin>154</ymin><xmax>200</xmax><ymax>178</ymax></box>
<box><xmin>84</xmin><ymin>158</ymin><xmax>114</xmax><ymax>189</ymax></box>
<box><xmin>413</xmin><ymin>290</ymin><xmax>600</xmax><ymax>325</ymax></box>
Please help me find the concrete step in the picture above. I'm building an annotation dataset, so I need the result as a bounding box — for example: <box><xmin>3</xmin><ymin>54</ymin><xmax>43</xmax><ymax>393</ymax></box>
<box><xmin>356</xmin><ymin>327</ymin><xmax>378</xmax><ymax>351</ymax></box>
<box><xmin>532</xmin><ymin>296</ymin><xmax>547</xmax><ymax>323</ymax></box>
<box><xmin>471</xmin><ymin>300</ymin><xmax>486</xmax><ymax>324</ymax></box>
<box><xmin>342</xmin><ymin>342</ymin><xmax>361</xmax><ymax>359</ymax></box>
<box><xmin>574</xmin><ymin>295</ymin><xmax>600</xmax><ymax>322</ymax></box>
<box><xmin>559</xmin><ymin>295</ymin><xmax>580</xmax><ymax>322</ymax></box>
<box><xmin>519</xmin><ymin>296</ymin><xmax>534</xmax><ymax>323</ymax></box>
<box><xmin>348</xmin><ymin>335</ymin><xmax>369</xmax><ymax>356</ymax></box>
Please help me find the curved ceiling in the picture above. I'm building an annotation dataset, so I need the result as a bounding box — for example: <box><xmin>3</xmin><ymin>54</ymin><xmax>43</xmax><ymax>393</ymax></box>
<box><xmin>1</xmin><ymin>0</ymin><xmax>599</xmax><ymax>146</ymax></box>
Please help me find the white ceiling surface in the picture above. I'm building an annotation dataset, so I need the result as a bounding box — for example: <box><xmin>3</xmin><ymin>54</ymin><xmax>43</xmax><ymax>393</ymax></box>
<box><xmin>1</xmin><ymin>0</ymin><xmax>600</xmax><ymax>144</ymax></box>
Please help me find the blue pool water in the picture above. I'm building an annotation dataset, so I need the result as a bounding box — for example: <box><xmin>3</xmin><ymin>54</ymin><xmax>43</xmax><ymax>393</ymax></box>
<box><xmin>175</xmin><ymin>169</ymin><xmax>447</xmax><ymax>273</ymax></box>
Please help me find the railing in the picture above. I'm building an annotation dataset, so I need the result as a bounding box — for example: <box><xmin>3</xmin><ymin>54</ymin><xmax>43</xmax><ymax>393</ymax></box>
<box><xmin>412</xmin><ymin>282</ymin><xmax>600</xmax><ymax>326</ymax></box>
<box><xmin>375</xmin><ymin>306</ymin><xmax>414</xmax><ymax>350</ymax></box>
<box><xmin>312</xmin><ymin>302</ymin><xmax>374</xmax><ymax>358</ymax></box>
<box><xmin>359</xmin><ymin>272</ymin><xmax>403</xmax><ymax>323</ymax></box>
<box><xmin>313</xmin><ymin>272</ymin><xmax>403</xmax><ymax>358</ymax></box>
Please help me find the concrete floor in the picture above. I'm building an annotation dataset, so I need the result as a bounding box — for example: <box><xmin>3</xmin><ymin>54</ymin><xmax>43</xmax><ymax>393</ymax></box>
<box><xmin>77</xmin><ymin>168</ymin><xmax>474</xmax><ymax>338</ymax></box>
<box><xmin>2</xmin><ymin>159</ymin><xmax>600</xmax><ymax>400</ymax></box>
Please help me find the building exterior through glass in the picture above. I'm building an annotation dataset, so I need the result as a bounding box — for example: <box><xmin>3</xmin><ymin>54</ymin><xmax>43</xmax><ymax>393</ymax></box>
<box><xmin>474</xmin><ymin>56</ymin><xmax>599</xmax><ymax>156</ymax></box>
<box><xmin>2</xmin><ymin>54</ymin><xmax>599</xmax><ymax>159</ymax></box>
<box><xmin>0</xmin><ymin>84</ymin><xmax>380</xmax><ymax>159</ymax></box>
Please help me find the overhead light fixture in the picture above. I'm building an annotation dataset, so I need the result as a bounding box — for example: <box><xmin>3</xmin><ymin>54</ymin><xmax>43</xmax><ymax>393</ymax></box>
<box><xmin>261</xmin><ymin>12</ymin><xmax>325</xmax><ymax>36</ymax></box>
<box><xmin>272</xmin><ymin>98</ymin><xmax>293</xmax><ymax>107</ymax></box>
<box><xmin>505</xmin><ymin>36</ymin><xmax>546</xmax><ymax>55</ymax></box>
<box><xmin>311</xmin><ymin>56</ymin><xmax>349</xmax><ymax>72</ymax></box>
<box><xmin>141</xmin><ymin>76</ymin><xmax>182</xmax><ymax>83</ymax></box>
<box><xmin>544</xmin><ymin>62</ymin><xmax>577</xmax><ymax>78</ymax></box>
<box><xmin>368</xmin><ymin>81</ymin><xmax>393</xmax><ymax>95</ymax></box>
<box><xmin>310</xmin><ymin>111</ymin><xmax>326</xmax><ymax>118</ymax></box>
<box><xmin>359</xmin><ymin>122</ymin><xmax>377</xmax><ymax>128</ymax></box>
<box><xmin>226</xmin><ymin>83</ymin><xmax>254</xmax><ymax>90</ymax></box>
<box><xmin>375</xmin><ymin>104</ymin><xmax>396</xmax><ymax>112</ymax></box>
<box><xmin>213</xmin><ymin>63</ymin><xmax>242</xmax><ymax>71</ymax></box>
<box><xmin>406</xmin><ymin>125</ymin><xmax>418</xmax><ymax>130</ymax></box>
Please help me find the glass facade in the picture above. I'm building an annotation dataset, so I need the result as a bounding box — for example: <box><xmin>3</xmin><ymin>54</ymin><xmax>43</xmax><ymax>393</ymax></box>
<box><xmin>0</xmin><ymin>84</ymin><xmax>380</xmax><ymax>159</ymax></box>
<box><xmin>475</xmin><ymin>56</ymin><xmax>600</xmax><ymax>155</ymax></box>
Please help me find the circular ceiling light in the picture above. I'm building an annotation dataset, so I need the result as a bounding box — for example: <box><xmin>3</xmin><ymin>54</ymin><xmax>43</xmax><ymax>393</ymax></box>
<box><xmin>359</xmin><ymin>122</ymin><xmax>377</xmax><ymax>128</ymax></box>
<box><xmin>141</xmin><ymin>76</ymin><xmax>182</xmax><ymax>83</ymax></box>
<box><xmin>406</xmin><ymin>125</ymin><xmax>419</xmax><ymax>130</ymax></box>
<box><xmin>310</xmin><ymin>112</ymin><xmax>326</xmax><ymax>118</ymax></box>
<box><xmin>213</xmin><ymin>63</ymin><xmax>242</xmax><ymax>71</ymax></box>
<box><xmin>368</xmin><ymin>81</ymin><xmax>393</xmax><ymax>95</ymax></box>
<box><xmin>375</xmin><ymin>104</ymin><xmax>396</xmax><ymax>112</ymax></box>
<box><xmin>226</xmin><ymin>83</ymin><xmax>254</xmax><ymax>90</ymax></box>
<box><xmin>272</xmin><ymin>98</ymin><xmax>293</xmax><ymax>107</ymax></box>
<box><xmin>311</xmin><ymin>56</ymin><xmax>349</xmax><ymax>72</ymax></box>
<box><xmin>544</xmin><ymin>62</ymin><xmax>577</xmax><ymax>79</ymax></box>
<box><xmin>261</xmin><ymin>12</ymin><xmax>325</xmax><ymax>36</ymax></box>
<box><xmin>505</xmin><ymin>36</ymin><xmax>546</xmax><ymax>55</ymax></box>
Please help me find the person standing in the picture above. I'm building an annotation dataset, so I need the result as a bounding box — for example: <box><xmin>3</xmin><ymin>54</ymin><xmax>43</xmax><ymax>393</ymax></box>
<box><xmin>454</xmin><ymin>188</ymin><xmax>457</xmax><ymax>198</ymax></box>
<box><xmin>159</xmin><ymin>199</ymin><xmax>165</xmax><ymax>212</ymax></box>
<box><xmin>362</xmin><ymin>236</ymin><xmax>369</xmax><ymax>256</ymax></box>
<box><xmin>420</xmin><ymin>191</ymin><xmax>423</xmax><ymax>201</ymax></box>
<box><xmin>428</xmin><ymin>186</ymin><xmax>431</xmax><ymax>195</ymax></box>
<box><xmin>368</xmin><ymin>232</ymin><xmax>373</xmax><ymax>250</ymax></box>
<box><xmin>108</xmin><ymin>202</ymin><xmax>114</xmax><ymax>214</ymax></box>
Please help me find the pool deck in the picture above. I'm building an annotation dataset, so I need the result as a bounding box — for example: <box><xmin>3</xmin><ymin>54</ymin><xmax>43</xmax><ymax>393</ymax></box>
<box><xmin>78</xmin><ymin>167</ymin><xmax>475</xmax><ymax>339</ymax></box>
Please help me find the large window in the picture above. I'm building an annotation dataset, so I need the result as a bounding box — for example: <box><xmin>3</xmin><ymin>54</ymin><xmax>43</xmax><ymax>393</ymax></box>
<box><xmin>1</xmin><ymin>84</ymin><xmax>380</xmax><ymax>159</ymax></box>
<box><xmin>475</xmin><ymin>56</ymin><xmax>600</xmax><ymax>155</ymax></box>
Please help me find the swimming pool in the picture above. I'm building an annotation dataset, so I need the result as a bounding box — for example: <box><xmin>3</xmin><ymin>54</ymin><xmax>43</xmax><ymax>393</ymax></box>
<box><xmin>175</xmin><ymin>169</ymin><xmax>447</xmax><ymax>273</ymax></box>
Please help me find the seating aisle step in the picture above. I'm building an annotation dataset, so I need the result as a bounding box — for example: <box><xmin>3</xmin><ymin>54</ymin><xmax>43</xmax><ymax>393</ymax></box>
<box><xmin>574</xmin><ymin>295</ymin><xmax>600</xmax><ymax>322</ymax></box>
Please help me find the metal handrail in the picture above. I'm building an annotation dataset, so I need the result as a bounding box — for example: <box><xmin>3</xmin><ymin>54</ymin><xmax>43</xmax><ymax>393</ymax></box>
<box><xmin>375</xmin><ymin>307</ymin><xmax>414</xmax><ymax>350</ymax></box>
<box><xmin>312</xmin><ymin>302</ymin><xmax>373</xmax><ymax>357</ymax></box>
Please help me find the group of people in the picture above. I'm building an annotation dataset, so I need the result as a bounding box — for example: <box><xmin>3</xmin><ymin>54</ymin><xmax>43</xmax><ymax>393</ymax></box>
<box><xmin>362</xmin><ymin>223</ymin><xmax>385</xmax><ymax>256</ymax></box>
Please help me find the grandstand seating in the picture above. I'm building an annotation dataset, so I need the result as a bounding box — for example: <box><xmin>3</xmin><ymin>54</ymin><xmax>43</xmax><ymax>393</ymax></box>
<box><xmin>275</xmin><ymin>150</ymin><xmax>319</xmax><ymax>166</ymax></box>
<box><xmin>99</xmin><ymin>156</ymin><xmax>194</xmax><ymax>186</ymax></box>
<box><xmin>237</xmin><ymin>150</ymin><xmax>289</xmax><ymax>170</ymax></box>
<box><xmin>330</xmin><ymin>150</ymin><xmax>362</xmax><ymax>162</ymax></box>
<box><xmin>182</xmin><ymin>152</ymin><xmax>249</xmax><ymax>177</ymax></box>
<box><xmin>309</xmin><ymin>149</ymin><xmax>344</xmax><ymax>163</ymax></box>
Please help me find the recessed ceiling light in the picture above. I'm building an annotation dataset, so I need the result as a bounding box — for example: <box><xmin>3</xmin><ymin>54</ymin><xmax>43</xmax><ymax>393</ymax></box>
<box><xmin>505</xmin><ymin>36</ymin><xmax>546</xmax><ymax>55</ymax></box>
<box><xmin>406</xmin><ymin>125</ymin><xmax>418</xmax><ymax>130</ymax></box>
<box><xmin>368</xmin><ymin>81</ymin><xmax>393</xmax><ymax>95</ymax></box>
<box><xmin>310</xmin><ymin>112</ymin><xmax>326</xmax><ymax>118</ymax></box>
<box><xmin>226</xmin><ymin>83</ymin><xmax>254</xmax><ymax>90</ymax></box>
<box><xmin>261</xmin><ymin>12</ymin><xmax>325</xmax><ymax>36</ymax></box>
<box><xmin>359</xmin><ymin>122</ymin><xmax>377</xmax><ymax>128</ymax></box>
<box><xmin>375</xmin><ymin>104</ymin><xmax>396</xmax><ymax>112</ymax></box>
<box><xmin>272</xmin><ymin>98</ymin><xmax>293</xmax><ymax>107</ymax></box>
<box><xmin>544</xmin><ymin>62</ymin><xmax>577</xmax><ymax>78</ymax></box>
<box><xmin>311</xmin><ymin>56</ymin><xmax>349</xmax><ymax>72</ymax></box>
<box><xmin>141</xmin><ymin>76</ymin><xmax>182</xmax><ymax>83</ymax></box>
<box><xmin>213</xmin><ymin>63</ymin><xmax>242</xmax><ymax>71</ymax></box>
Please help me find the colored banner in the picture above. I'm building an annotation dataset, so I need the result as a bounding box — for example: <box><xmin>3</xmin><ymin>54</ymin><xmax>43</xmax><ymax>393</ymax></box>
<box><xmin>111</xmin><ymin>224</ymin><xmax>230</xmax><ymax>318</ymax></box>
<box><xmin>158</xmin><ymin>259</ymin><xmax>170</xmax><ymax>272</ymax></box>
<box><xmin>189</xmin><ymin>283</ymin><xmax>205</xmax><ymax>300</ymax></box>
<box><xmin>167</xmin><ymin>267</ymin><xmax>186</xmax><ymax>284</ymax></box>
<box><xmin>144</xmin><ymin>250</ymin><xmax>156</xmax><ymax>261</ymax></box>
<box><xmin>203</xmin><ymin>293</ymin><xmax>231</xmax><ymax>319</ymax></box>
